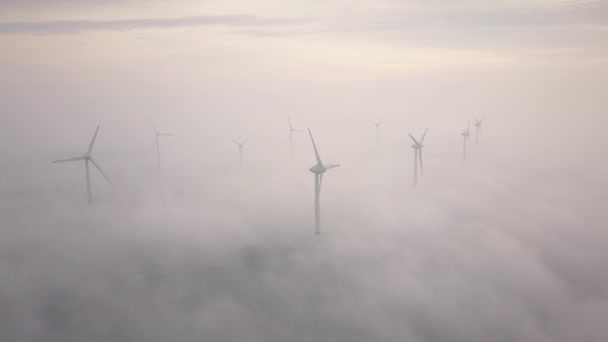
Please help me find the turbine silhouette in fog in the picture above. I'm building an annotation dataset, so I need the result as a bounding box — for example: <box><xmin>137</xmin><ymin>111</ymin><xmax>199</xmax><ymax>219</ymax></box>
<box><xmin>53</xmin><ymin>125</ymin><xmax>111</xmax><ymax>204</ymax></box>
<box><xmin>150</xmin><ymin>119</ymin><xmax>174</xmax><ymax>171</ymax></box>
<box><xmin>233</xmin><ymin>138</ymin><xmax>249</xmax><ymax>171</ymax></box>
<box><xmin>371</xmin><ymin>118</ymin><xmax>384</xmax><ymax>145</ymax></box>
<box><xmin>308</xmin><ymin>129</ymin><xmax>339</xmax><ymax>235</ymax></box>
<box><xmin>461</xmin><ymin>121</ymin><xmax>471</xmax><ymax>162</ymax></box>
<box><xmin>474</xmin><ymin>115</ymin><xmax>486</xmax><ymax>144</ymax></box>
<box><xmin>409</xmin><ymin>129</ymin><xmax>428</xmax><ymax>187</ymax></box>
<box><xmin>287</xmin><ymin>115</ymin><xmax>301</xmax><ymax>155</ymax></box>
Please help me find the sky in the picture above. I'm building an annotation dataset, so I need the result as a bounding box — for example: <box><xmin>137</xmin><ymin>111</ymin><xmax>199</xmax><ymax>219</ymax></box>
<box><xmin>0</xmin><ymin>1</ymin><xmax>607</xmax><ymax>341</ymax></box>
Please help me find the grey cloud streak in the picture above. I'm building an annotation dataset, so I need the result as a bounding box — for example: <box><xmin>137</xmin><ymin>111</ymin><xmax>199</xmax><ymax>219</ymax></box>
<box><xmin>0</xmin><ymin>15</ymin><xmax>294</xmax><ymax>35</ymax></box>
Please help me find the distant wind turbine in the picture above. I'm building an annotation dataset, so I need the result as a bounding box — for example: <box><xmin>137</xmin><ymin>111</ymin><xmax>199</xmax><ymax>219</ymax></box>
<box><xmin>233</xmin><ymin>138</ymin><xmax>249</xmax><ymax>170</ymax></box>
<box><xmin>150</xmin><ymin>119</ymin><xmax>174</xmax><ymax>171</ymax></box>
<box><xmin>408</xmin><ymin>128</ymin><xmax>428</xmax><ymax>187</ymax></box>
<box><xmin>308</xmin><ymin>129</ymin><xmax>340</xmax><ymax>235</ymax></box>
<box><xmin>461</xmin><ymin>121</ymin><xmax>471</xmax><ymax>162</ymax></box>
<box><xmin>371</xmin><ymin>118</ymin><xmax>384</xmax><ymax>145</ymax></box>
<box><xmin>287</xmin><ymin>115</ymin><xmax>301</xmax><ymax>154</ymax></box>
<box><xmin>474</xmin><ymin>115</ymin><xmax>486</xmax><ymax>144</ymax></box>
<box><xmin>53</xmin><ymin>125</ymin><xmax>111</xmax><ymax>204</ymax></box>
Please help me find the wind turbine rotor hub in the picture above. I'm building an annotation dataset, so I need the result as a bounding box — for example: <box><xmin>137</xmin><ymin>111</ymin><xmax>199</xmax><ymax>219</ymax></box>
<box><xmin>309</xmin><ymin>164</ymin><xmax>326</xmax><ymax>174</ymax></box>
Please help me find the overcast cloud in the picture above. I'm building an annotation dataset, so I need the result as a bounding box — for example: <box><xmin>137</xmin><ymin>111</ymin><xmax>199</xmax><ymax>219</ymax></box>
<box><xmin>0</xmin><ymin>0</ymin><xmax>607</xmax><ymax>341</ymax></box>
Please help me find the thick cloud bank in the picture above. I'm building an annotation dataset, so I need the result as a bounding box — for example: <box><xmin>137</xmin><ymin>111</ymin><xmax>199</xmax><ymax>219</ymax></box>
<box><xmin>0</xmin><ymin>129</ymin><xmax>606</xmax><ymax>342</ymax></box>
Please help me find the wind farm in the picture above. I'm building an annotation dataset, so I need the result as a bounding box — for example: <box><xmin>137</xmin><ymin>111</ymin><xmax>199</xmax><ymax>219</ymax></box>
<box><xmin>2</xmin><ymin>1</ymin><xmax>605</xmax><ymax>341</ymax></box>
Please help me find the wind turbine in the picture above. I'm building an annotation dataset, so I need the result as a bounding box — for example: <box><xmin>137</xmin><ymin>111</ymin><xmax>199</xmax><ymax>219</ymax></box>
<box><xmin>371</xmin><ymin>118</ymin><xmax>384</xmax><ymax>145</ymax></box>
<box><xmin>150</xmin><ymin>119</ymin><xmax>174</xmax><ymax>171</ymax></box>
<box><xmin>408</xmin><ymin>128</ymin><xmax>427</xmax><ymax>187</ymax></box>
<box><xmin>461</xmin><ymin>121</ymin><xmax>471</xmax><ymax>162</ymax></box>
<box><xmin>233</xmin><ymin>138</ymin><xmax>249</xmax><ymax>170</ymax></box>
<box><xmin>474</xmin><ymin>115</ymin><xmax>486</xmax><ymax>144</ymax></box>
<box><xmin>308</xmin><ymin>129</ymin><xmax>340</xmax><ymax>235</ymax></box>
<box><xmin>287</xmin><ymin>115</ymin><xmax>301</xmax><ymax>154</ymax></box>
<box><xmin>53</xmin><ymin>125</ymin><xmax>111</xmax><ymax>204</ymax></box>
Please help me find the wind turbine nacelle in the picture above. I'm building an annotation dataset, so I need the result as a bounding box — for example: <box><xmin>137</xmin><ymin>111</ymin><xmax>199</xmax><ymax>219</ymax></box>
<box><xmin>475</xmin><ymin>122</ymin><xmax>481</xmax><ymax>127</ymax></box>
<box><xmin>83</xmin><ymin>153</ymin><xmax>92</xmax><ymax>160</ymax></box>
<box><xmin>411</xmin><ymin>144</ymin><xmax>421</xmax><ymax>149</ymax></box>
<box><xmin>309</xmin><ymin>165</ymin><xmax>326</xmax><ymax>174</ymax></box>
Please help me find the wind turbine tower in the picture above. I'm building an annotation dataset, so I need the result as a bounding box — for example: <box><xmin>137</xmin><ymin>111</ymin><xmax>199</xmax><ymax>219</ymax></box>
<box><xmin>474</xmin><ymin>115</ymin><xmax>486</xmax><ymax>145</ymax></box>
<box><xmin>150</xmin><ymin>119</ymin><xmax>174</xmax><ymax>171</ymax></box>
<box><xmin>233</xmin><ymin>138</ymin><xmax>249</xmax><ymax>171</ymax></box>
<box><xmin>287</xmin><ymin>115</ymin><xmax>301</xmax><ymax>154</ymax></box>
<box><xmin>308</xmin><ymin>129</ymin><xmax>340</xmax><ymax>235</ymax></box>
<box><xmin>53</xmin><ymin>125</ymin><xmax>111</xmax><ymax>204</ymax></box>
<box><xmin>461</xmin><ymin>121</ymin><xmax>471</xmax><ymax>162</ymax></box>
<box><xmin>371</xmin><ymin>118</ymin><xmax>384</xmax><ymax>145</ymax></box>
<box><xmin>408</xmin><ymin>129</ymin><xmax>427</xmax><ymax>187</ymax></box>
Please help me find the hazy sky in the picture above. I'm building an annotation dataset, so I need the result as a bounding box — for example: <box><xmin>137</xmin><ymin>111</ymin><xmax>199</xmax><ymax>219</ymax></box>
<box><xmin>0</xmin><ymin>1</ymin><xmax>607</xmax><ymax>341</ymax></box>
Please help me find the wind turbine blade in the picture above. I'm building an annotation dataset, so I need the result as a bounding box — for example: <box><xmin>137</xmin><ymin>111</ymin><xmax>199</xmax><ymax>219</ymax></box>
<box><xmin>53</xmin><ymin>156</ymin><xmax>84</xmax><ymax>163</ymax></box>
<box><xmin>153</xmin><ymin>137</ymin><xmax>158</xmax><ymax>148</ymax></box>
<box><xmin>90</xmin><ymin>158</ymin><xmax>111</xmax><ymax>183</ymax></box>
<box><xmin>232</xmin><ymin>140</ymin><xmax>240</xmax><ymax>146</ymax></box>
<box><xmin>420</xmin><ymin>128</ymin><xmax>428</xmax><ymax>143</ymax></box>
<box><xmin>319</xmin><ymin>173</ymin><xmax>323</xmax><ymax>192</ymax></box>
<box><xmin>419</xmin><ymin>149</ymin><xmax>424</xmax><ymax>176</ymax></box>
<box><xmin>408</xmin><ymin>134</ymin><xmax>420</xmax><ymax>145</ymax></box>
<box><xmin>242</xmin><ymin>138</ymin><xmax>249</xmax><ymax>145</ymax></box>
<box><xmin>379</xmin><ymin>117</ymin><xmax>384</xmax><ymax>125</ymax></box>
<box><xmin>326</xmin><ymin>163</ymin><xmax>340</xmax><ymax>169</ymax></box>
<box><xmin>287</xmin><ymin>115</ymin><xmax>293</xmax><ymax>130</ymax></box>
<box><xmin>308</xmin><ymin>129</ymin><xmax>323</xmax><ymax>165</ymax></box>
<box><xmin>149</xmin><ymin>119</ymin><xmax>157</xmax><ymax>133</ymax></box>
<box><xmin>474</xmin><ymin>115</ymin><xmax>480</xmax><ymax>124</ymax></box>
<box><xmin>159</xmin><ymin>133</ymin><xmax>175</xmax><ymax>136</ymax></box>
<box><xmin>88</xmin><ymin>125</ymin><xmax>100</xmax><ymax>154</ymax></box>
<box><xmin>481</xmin><ymin>115</ymin><xmax>486</xmax><ymax>123</ymax></box>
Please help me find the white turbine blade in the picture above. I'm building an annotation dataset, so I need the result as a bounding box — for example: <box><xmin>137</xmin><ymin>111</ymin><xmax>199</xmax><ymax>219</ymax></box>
<box><xmin>88</xmin><ymin>125</ymin><xmax>100</xmax><ymax>154</ymax></box>
<box><xmin>294</xmin><ymin>129</ymin><xmax>302</xmax><ymax>132</ymax></box>
<box><xmin>408</xmin><ymin>134</ymin><xmax>420</xmax><ymax>145</ymax></box>
<box><xmin>90</xmin><ymin>158</ymin><xmax>111</xmax><ymax>183</ymax></box>
<box><xmin>474</xmin><ymin>115</ymin><xmax>480</xmax><ymax>124</ymax></box>
<box><xmin>308</xmin><ymin>129</ymin><xmax>323</xmax><ymax>165</ymax></box>
<box><xmin>287</xmin><ymin>115</ymin><xmax>293</xmax><ymax>130</ymax></box>
<box><xmin>232</xmin><ymin>139</ymin><xmax>240</xmax><ymax>146</ymax></box>
<box><xmin>153</xmin><ymin>137</ymin><xmax>158</xmax><ymax>148</ymax></box>
<box><xmin>149</xmin><ymin>119</ymin><xmax>158</xmax><ymax>133</ymax></box>
<box><xmin>319</xmin><ymin>173</ymin><xmax>323</xmax><ymax>192</ymax></box>
<box><xmin>53</xmin><ymin>155</ymin><xmax>84</xmax><ymax>163</ymax></box>
<box><xmin>159</xmin><ymin>133</ymin><xmax>175</xmax><ymax>136</ymax></box>
<box><xmin>418</xmin><ymin>149</ymin><xmax>424</xmax><ymax>176</ymax></box>
<box><xmin>420</xmin><ymin>128</ymin><xmax>428</xmax><ymax>144</ymax></box>
<box><xmin>481</xmin><ymin>114</ymin><xmax>486</xmax><ymax>123</ymax></box>
<box><xmin>242</xmin><ymin>138</ymin><xmax>249</xmax><ymax>146</ymax></box>
<box><xmin>326</xmin><ymin>163</ymin><xmax>340</xmax><ymax>169</ymax></box>
<box><xmin>379</xmin><ymin>117</ymin><xmax>384</xmax><ymax>125</ymax></box>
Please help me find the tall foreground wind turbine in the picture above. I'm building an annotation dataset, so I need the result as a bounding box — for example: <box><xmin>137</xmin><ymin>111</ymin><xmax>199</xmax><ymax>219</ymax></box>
<box><xmin>461</xmin><ymin>121</ymin><xmax>471</xmax><ymax>162</ymax></box>
<box><xmin>371</xmin><ymin>118</ymin><xmax>384</xmax><ymax>145</ymax></box>
<box><xmin>233</xmin><ymin>138</ymin><xmax>248</xmax><ymax>170</ymax></box>
<box><xmin>308</xmin><ymin>129</ymin><xmax>340</xmax><ymax>235</ymax></box>
<box><xmin>53</xmin><ymin>125</ymin><xmax>111</xmax><ymax>204</ymax></box>
<box><xmin>287</xmin><ymin>115</ymin><xmax>301</xmax><ymax>154</ymax></box>
<box><xmin>150</xmin><ymin>119</ymin><xmax>174</xmax><ymax>171</ymax></box>
<box><xmin>474</xmin><ymin>115</ymin><xmax>486</xmax><ymax>144</ymax></box>
<box><xmin>409</xmin><ymin>129</ymin><xmax>427</xmax><ymax>187</ymax></box>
